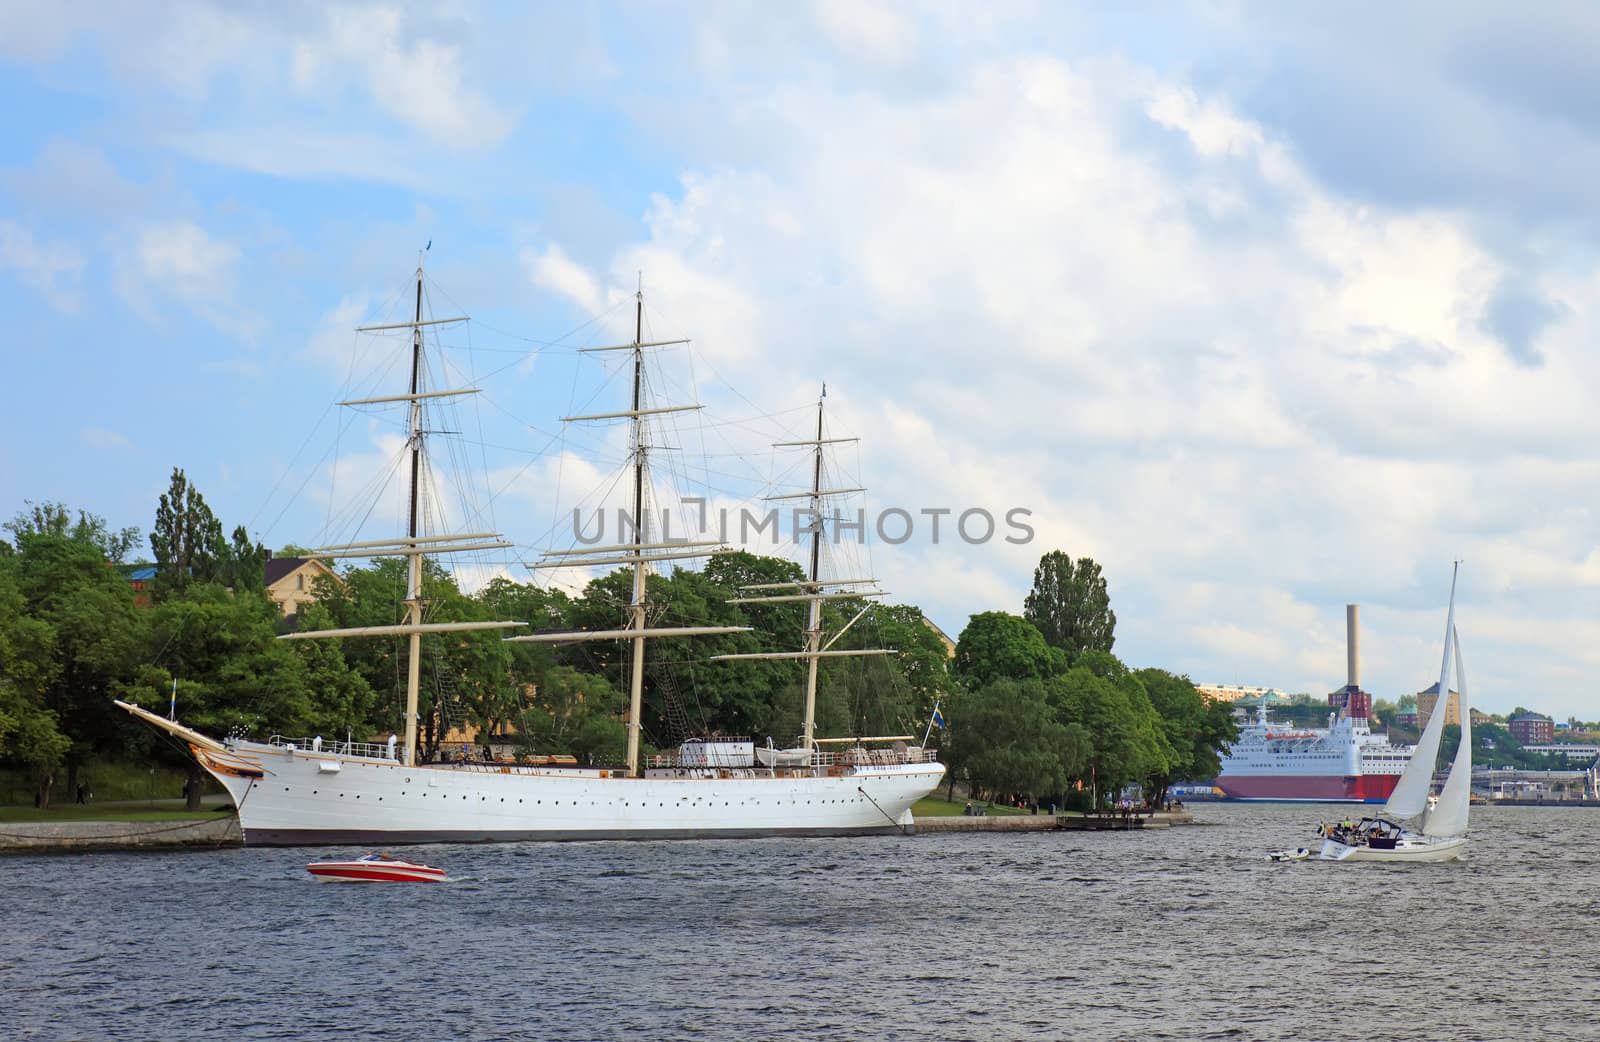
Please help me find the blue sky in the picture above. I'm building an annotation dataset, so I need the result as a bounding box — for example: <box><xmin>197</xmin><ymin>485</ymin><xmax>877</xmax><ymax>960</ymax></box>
<box><xmin>3</xmin><ymin>2</ymin><xmax>1599</xmax><ymax>718</ymax></box>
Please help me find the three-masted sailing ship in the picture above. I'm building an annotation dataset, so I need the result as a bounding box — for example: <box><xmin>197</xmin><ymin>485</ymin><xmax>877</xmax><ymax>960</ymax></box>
<box><xmin>117</xmin><ymin>263</ymin><xmax>944</xmax><ymax>845</ymax></box>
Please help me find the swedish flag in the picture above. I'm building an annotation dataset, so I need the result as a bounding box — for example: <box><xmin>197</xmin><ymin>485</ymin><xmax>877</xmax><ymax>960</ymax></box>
<box><xmin>931</xmin><ymin>707</ymin><xmax>946</xmax><ymax>729</ymax></box>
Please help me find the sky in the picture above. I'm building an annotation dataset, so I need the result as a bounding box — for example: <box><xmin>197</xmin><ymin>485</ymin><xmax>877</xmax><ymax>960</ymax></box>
<box><xmin>2</xmin><ymin>1</ymin><xmax>1598</xmax><ymax>719</ymax></box>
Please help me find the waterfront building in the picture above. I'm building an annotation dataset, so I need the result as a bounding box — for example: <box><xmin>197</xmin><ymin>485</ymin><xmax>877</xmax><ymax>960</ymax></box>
<box><xmin>1509</xmin><ymin>713</ymin><xmax>1556</xmax><ymax>745</ymax></box>
<box><xmin>1416</xmin><ymin>684</ymin><xmax>1461</xmax><ymax>729</ymax></box>
<box><xmin>263</xmin><ymin>554</ymin><xmax>342</xmax><ymax>618</ymax></box>
<box><xmin>1197</xmin><ymin>684</ymin><xmax>1288</xmax><ymax>704</ymax></box>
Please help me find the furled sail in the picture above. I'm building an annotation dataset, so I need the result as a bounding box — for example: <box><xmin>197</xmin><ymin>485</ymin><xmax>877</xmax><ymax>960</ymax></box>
<box><xmin>1382</xmin><ymin>566</ymin><xmax>1458</xmax><ymax>820</ymax></box>
<box><xmin>1424</xmin><ymin>626</ymin><xmax>1472</xmax><ymax>837</ymax></box>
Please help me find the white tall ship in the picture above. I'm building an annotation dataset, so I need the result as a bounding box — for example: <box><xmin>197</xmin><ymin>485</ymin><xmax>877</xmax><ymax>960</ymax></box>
<box><xmin>118</xmin><ymin>263</ymin><xmax>944</xmax><ymax>845</ymax></box>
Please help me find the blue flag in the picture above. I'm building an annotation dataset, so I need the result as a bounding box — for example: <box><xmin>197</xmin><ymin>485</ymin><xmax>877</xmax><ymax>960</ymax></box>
<box><xmin>931</xmin><ymin>707</ymin><xmax>946</xmax><ymax>729</ymax></box>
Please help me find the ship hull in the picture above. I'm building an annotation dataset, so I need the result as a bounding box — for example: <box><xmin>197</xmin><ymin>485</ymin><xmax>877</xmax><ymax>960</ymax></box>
<box><xmin>200</xmin><ymin>742</ymin><xmax>944</xmax><ymax>847</ymax></box>
<box><xmin>1214</xmin><ymin>773</ymin><xmax>1400</xmax><ymax>803</ymax></box>
<box><xmin>1319</xmin><ymin>834</ymin><xmax>1467</xmax><ymax>862</ymax></box>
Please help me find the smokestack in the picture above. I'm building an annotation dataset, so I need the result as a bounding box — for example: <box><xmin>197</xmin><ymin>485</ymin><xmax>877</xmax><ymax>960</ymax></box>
<box><xmin>1346</xmin><ymin>604</ymin><xmax>1360</xmax><ymax>689</ymax></box>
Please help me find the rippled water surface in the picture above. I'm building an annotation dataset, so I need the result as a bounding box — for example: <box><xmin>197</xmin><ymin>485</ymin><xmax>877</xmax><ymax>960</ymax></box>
<box><xmin>6</xmin><ymin>803</ymin><xmax>1597</xmax><ymax>1041</ymax></box>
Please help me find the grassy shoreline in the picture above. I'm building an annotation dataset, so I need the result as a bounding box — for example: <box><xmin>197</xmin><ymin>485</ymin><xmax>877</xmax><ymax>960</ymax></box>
<box><xmin>0</xmin><ymin>797</ymin><xmax>230</xmax><ymax>824</ymax></box>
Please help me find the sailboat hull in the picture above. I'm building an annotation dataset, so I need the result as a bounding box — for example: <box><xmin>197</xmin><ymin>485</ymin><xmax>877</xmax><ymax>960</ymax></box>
<box><xmin>197</xmin><ymin>740</ymin><xmax>944</xmax><ymax>846</ymax></box>
<box><xmin>1317</xmin><ymin>835</ymin><xmax>1467</xmax><ymax>862</ymax></box>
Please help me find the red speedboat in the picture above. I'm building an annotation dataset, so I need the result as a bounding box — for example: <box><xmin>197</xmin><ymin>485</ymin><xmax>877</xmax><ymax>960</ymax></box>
<box><xmin>306</xmin><ymin>852</ymin><xmax>446</xmax><ymax>883</ymax></box>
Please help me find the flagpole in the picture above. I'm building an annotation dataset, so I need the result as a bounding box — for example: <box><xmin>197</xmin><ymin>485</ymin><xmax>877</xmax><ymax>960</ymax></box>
<box><xmin>922</xmin><ymin>699</ymin><xmax>941</xmax><ymax>747</ymax></box>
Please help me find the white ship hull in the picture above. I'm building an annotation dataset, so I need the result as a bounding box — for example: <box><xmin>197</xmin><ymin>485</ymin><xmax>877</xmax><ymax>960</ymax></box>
<box><xmin>1318</xmin><ymin>834</ymin><xmax>1467</xmax><ymax>862</ymax></box>
<box><xmin>198</xmin><ymin>740</ymin><xmax>944</xmax><ymax>846</ymax></box>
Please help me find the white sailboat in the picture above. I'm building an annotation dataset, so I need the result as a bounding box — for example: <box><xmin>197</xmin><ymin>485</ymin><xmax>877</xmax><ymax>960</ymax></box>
<box><xmin>116</xmin><ymin>266</ymin><xmax>944</xmax><ymax>845</ymax></box>
<box><xmin>1318</xmin><ymin>564</ymin><xmax>1472</xmax><ymax>862</ymax></box>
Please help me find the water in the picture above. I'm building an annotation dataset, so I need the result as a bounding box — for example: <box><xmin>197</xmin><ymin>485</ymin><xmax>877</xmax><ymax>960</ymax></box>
<box><xmin>5</xmin><ymin>803</ymin><xmax>1597</xmax><ymax>1041</ymax></box>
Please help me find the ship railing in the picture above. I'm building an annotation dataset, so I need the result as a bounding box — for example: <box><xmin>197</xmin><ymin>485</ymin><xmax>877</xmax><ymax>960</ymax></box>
<box><xmin>645</xmin><ymin>746</ymin><xmax>939</xmax><ymax>769</ymax></box>
<box><xmin>267</xmin><ymin>735</ymin><xmax>402</xmax><ymax>761</ymax></box>
<box><xmin>818</xmin><ymin>746</ymin><xmax>938</xmax><ymax>767</ymax></box>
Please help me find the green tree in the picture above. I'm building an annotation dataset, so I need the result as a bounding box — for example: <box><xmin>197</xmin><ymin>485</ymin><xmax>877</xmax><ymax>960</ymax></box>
<box><xmin>10</xmin><ymin>532</ymin><xmax>146</xmax><ymax>806</ymax></box>
<box><xmin>0</xmin><ymin>549</ymin><xmax>71</xmax><ymax>804</ymax></box>
<box><xmin>1049</xmin><ymin>653</ymin><xmax>1170</xmax><ymax>809</ymax></box>
<box><xmin>954</xmin><ymin>677</ymin><xmax>1090</xmax><ymax>805</ymax></box>
<box><xmin>302</xmin><ymin>557</ymin><xmax>519</xmax><ymax>761</ymax></box>
<box><xmin>1023</xmin><ymin>550</ymin><xmax>1116</xmax><ymax>662</ymax></box>
<box><xmin>518</xmin><ymin>666</ymin><xmax>626</xmax><ymax>764</ymax></box>
<box><xmin>150</xmin><ymin>468</ymin><xmax>225</xmax><ymax>592</ymax></box>
<box><xmin>221</xmin><ymin>524</ymin><xmax>267</xmax><ymax>593</ymax></box>
<box><xmin>953</xmin><ymin>611</ymin><xmax>1061</xmax><ymax>687</ymax></box>
<box><xmin>124</xmin><ymin>584</ymin><xmax>365</xmax><ymax>807</ymax></box>
<box><xmin>5</xmin><ymin>501</ymin><xmax>141</xmax><ymax>563</ymax></box>
<box><xmin>1135</xmin><ymin>668</ymin><xmax>1238</xmax><ymax>806</ymax></box>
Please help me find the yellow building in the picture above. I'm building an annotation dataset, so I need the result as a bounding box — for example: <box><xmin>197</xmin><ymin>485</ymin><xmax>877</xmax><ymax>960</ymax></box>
<box><xmin>1196</xmin><ymin>684</ymin><xmax>1279</xmax><ymax>704</ymax></box>
<box><xmin>921</xmin><ymin>617</ymin><xmax>957</xmax><ymax>659</ymax></box>
<box><xmin>1416</xmin><ymin>684</ymin><xmax>1461</xmax><ymax>729</ymax></box>
<box><xmin>263</xmin><ymin>555</ymin><xmax>342</xmax><ymax>617</ymax></box>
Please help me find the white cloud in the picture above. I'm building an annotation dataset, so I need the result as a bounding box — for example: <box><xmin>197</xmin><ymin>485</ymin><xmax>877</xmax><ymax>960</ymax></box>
<box><xmin>303</xmin><ymin>295</ymin><xmax>376</xmax><ymax>378</ymax></box>
<box><xmin>0</xmin><ymin>219</ymin><xmax>85</xmax><ymax>312</ymax></box>
<box><xmin>80</xmin><ymin>427</ymin><xmax>132</xmax><ymax>450</ymax></box>
<box><xmin>290</xmin><ymin>4</ymin><xmax>513</xmax><ymax>149</ymax></box>
<box><xmin>811</xmin><ymin>0</ymin><xmax>919</xmax><ymax>68</ymax></box>
<box><xmin>176</xmin><ymin>127</ymin><xmax>432</xmax><ymax>190</ymax></box>
<box><xmin>2</xmin><ymin>139</ymin><xmax>144</xmax><ymax>215</ymax></box>
<box><xmin>117</xmin><ymin>219</ymin><xmax>260</xmax><ymax>340</ymax></box>
<box><xmin>525</xmin><ymin>244</ymin><xmax>604</xmax><ymax>317</ymax></box>
<box><xmin>135</xmin><ymin>220</ymin><xmax>239</xmax><ymax>304</ymax></box>
<box><xmin>526</xmin><ymin>51</ymin><xmax>1600</xmax><ymax>715</ymax></box>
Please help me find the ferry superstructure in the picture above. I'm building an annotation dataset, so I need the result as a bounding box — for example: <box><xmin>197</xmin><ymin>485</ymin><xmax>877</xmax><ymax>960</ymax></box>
<box><xmin>1214</xmin><ymin>701</ymin><xmax>1413</xmax><ymax>802</ymax></box>
<box><xmin>1213</xmin><ymin>604</ymin><xmax>1415</xmax><ymax>803</ymax></box>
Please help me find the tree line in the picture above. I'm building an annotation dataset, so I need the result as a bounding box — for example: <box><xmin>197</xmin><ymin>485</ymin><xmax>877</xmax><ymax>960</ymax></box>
<box><xmin>939</xmin><ymin>551</ymin><xmax>1237</xmax><ymax>810</ymax></box>
<box><xmin>0</xmin><ymin>471</ymin><xmax>1233</xmax><ymax>812</ymax></box>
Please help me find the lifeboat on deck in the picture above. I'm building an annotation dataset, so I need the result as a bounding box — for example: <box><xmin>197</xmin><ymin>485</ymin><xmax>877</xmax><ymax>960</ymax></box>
<box><xmin>306</xmin><ymin>852</ymin><xmax>446</xmax><ymax>883</ymax></box>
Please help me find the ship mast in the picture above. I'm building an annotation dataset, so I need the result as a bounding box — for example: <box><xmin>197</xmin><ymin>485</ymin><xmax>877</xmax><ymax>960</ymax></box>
<box><xmin>404</xmin><ymin>261</ymin><xmax>425</xmax><ymax>769</ymax></box>
<box><xmin>625</xmin><ymin>290</ymin><xmax>650</xmax><ymax>776</ymax></box>
<box><xmin>280</xmin><ymin>255</ymin><xmax>527</xmax><ymax>767</ymax></box>
<box><xmin>801</xmin><ymin>394</ymin><xmax>825</xmax><ymax>748</ymax></box>
<box><xmin>712</xmin><ymin>386</ymin><xmax>892</xmax><ymax>755</ymax></box>
<box><xmin>508</xmin><ymin>285</ymin><xmax>748</xmax><ymax>777</ymax></box>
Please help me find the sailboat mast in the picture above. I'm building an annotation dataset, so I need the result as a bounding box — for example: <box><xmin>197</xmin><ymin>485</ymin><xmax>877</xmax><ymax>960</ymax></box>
<box><xmin>402</xmin><ymin>259</ymin><xmax>426</xmax><ymax>768</ymax></box>
<box><xmin>801</xmin><ymin>391</ymin><xmax>825</xmax><ymax>752</ymax></box>
<box><xmin>625</xmin><ymin>289</ymin><xmax>648</xmax><ymax>777</ymax></box>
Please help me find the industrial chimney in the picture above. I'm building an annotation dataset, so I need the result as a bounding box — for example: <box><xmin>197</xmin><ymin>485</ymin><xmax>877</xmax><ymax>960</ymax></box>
<box><xmin>1346</xmin><ymin>604</ymin><xmax>1360</xmax><ymax>689</ymax></box>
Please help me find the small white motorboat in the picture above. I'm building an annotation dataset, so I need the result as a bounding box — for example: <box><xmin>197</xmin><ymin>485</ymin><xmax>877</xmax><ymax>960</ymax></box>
<box><xmin>306</xmin><ymin>852</ymin><xmax>446</xmax><ymax>883</ymax></box>
<box><xmin>1267</xmin><ymin>848</ymin><xmax>1311</xmax><ymax>862</ymax></box>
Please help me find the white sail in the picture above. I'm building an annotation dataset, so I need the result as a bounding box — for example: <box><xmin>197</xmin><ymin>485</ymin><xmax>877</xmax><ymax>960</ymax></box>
<box><xmin>1382</xmin><ymin>565</ymin><xmax>1458</xmax><ymax>820</ymax></box>
<box><xmin>1424</xmin><ymin>626</ymin><xmax>1472</xmax><ymax>837</ymax></box>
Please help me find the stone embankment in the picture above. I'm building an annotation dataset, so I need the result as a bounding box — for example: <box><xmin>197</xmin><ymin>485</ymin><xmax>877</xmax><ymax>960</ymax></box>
<box><xmin>0</xmin><ymin>816</ymin><xmax>241</xmax><ymax>851</ymax></box>
<box><xmin>917</xmin><ymin>810</ymin><xmax>1195</xmax><ymax>833</ymax></box>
